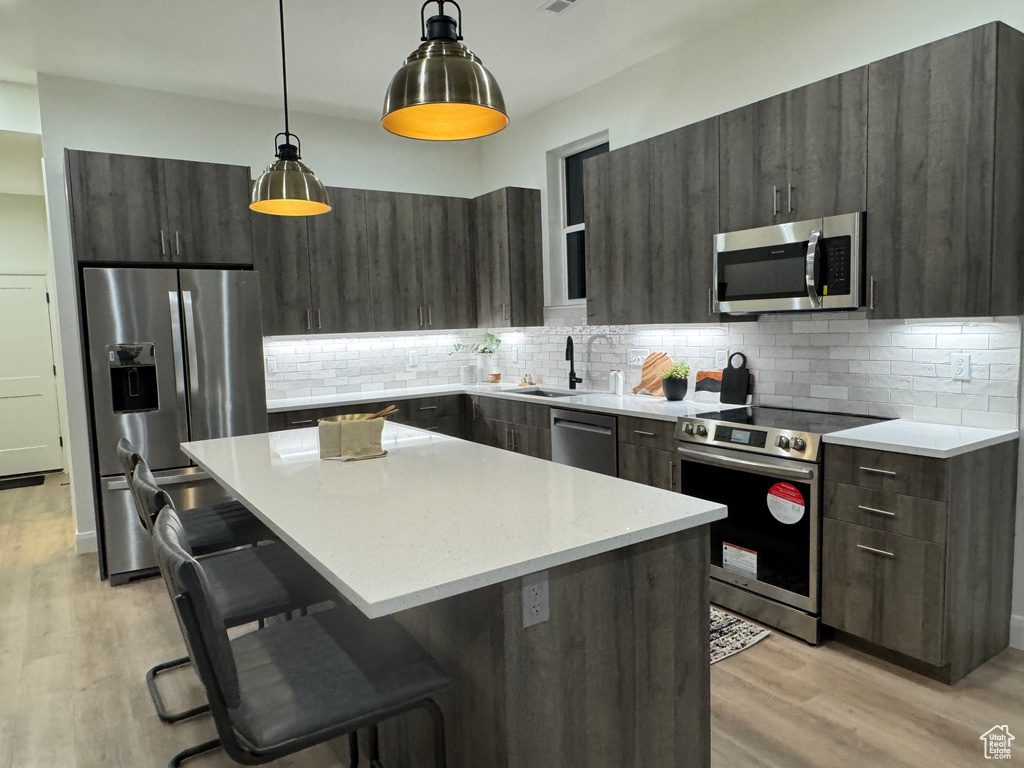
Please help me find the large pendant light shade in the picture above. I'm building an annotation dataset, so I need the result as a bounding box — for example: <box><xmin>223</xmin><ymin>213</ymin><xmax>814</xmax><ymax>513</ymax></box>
<box><xmin>251</xmin><ymin>0</ymin><xmax>330</xmax><ymax>216</ymax></box>
<box><xmin>383</xmin><ymin>1</ymin><xmax>508</xmax><ymax>141</ymax></box>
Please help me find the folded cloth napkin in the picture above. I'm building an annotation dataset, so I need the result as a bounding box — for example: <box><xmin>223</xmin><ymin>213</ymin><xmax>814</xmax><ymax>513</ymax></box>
<box><xmin>318</xmin><ymin>417</ymin><xmax>386</xmax><ymax>460</ymax></box>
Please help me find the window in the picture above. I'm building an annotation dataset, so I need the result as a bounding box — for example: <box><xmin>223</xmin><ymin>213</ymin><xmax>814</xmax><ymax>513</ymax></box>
<box><xmin>561</xmin><ymin>141</ymin><xmax>609</xmax><ymax>301</ymax></box>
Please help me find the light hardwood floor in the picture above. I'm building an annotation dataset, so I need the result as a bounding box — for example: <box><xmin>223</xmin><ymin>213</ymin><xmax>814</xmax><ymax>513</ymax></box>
<box><xmin>1</xmin><ymin>474</ymin><xmax>1021</xmax><ymax>767</ymax></box>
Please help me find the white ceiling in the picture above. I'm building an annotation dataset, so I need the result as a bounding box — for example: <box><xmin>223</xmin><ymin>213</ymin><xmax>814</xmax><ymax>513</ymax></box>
<box><xmin>0</xmin><ymin>0</ymin><xmax>759</xmax><ymax>123</ymax></box>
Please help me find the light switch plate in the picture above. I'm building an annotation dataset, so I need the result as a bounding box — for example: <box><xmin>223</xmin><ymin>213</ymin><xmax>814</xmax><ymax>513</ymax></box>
<box><xmin>951</xmin><ymin>354</ymin><xmax>970</xmax><ymax>381</ymax></box>
<box><xmin>408</xmin><ymin>350</ymin><xmax>419</xmax><ymax>368</ymax></box>
<box><xmin>265</xmin><ymin>357</ymin><xmax>277</xmax><ymax>373</ymax></box>
<box><xmin>522</xmin><ymin>571</ymin><xmax>549</xmax><ymax>628</ymax></box>
<box><xmin>715</xmin><ymin>350</ymin><xmax>729</xmax><ymax>369</ymax></box>
<box><xmin>628</xmin><ymin>348</ymin><xmax>649</xmax><ymax>366</ymax></box>
<box><xmin>511</xmin><ymin>345</ymin><xmax>519</xmax><ymax>363</ymax></box>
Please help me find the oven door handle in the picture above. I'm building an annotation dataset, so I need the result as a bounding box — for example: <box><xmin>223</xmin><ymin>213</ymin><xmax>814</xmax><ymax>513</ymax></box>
<box><xmin>677</xmin><ymin>447</ymin><xmax>815</xmax><ymax>480</ymax></box>
<box><xmin>805</xmin><ymin>229</ymin><xmax>823</xmax><ymax>308</ymax></box>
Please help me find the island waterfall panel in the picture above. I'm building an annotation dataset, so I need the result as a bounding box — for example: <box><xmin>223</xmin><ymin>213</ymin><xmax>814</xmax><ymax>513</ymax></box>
<box><xmin>377</xmin><ymin>527</ymin><xmax>711</xmax><ymax>768</ymax></box>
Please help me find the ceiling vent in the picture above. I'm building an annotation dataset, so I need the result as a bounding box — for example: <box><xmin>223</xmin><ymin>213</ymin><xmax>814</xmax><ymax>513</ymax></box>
<box><xmin>539</xmin><ymin>0</ymin><xmax>579</xmax><ymax>14</ymax></box>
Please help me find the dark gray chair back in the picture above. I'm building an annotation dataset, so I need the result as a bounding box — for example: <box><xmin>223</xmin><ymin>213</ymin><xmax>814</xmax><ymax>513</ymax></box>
<box><xmin>133</xmin><ymin>463</ymin><xmax>177</xmax><ymax>536</ymax></box>
<box><xmin>152</xmin><ymin>506</ymin><xmax>241</xmax><ymax>710</ymax></box>
<box><xmin>115</xmin><ymin>437</ymin><xmax>140</xmax><ymax>483</ymax></box>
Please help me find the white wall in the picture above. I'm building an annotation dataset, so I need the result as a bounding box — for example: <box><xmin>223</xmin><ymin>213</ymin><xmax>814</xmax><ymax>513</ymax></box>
<box><xmin>0</xmin><ymin>81</ymin><xmax>42</xmax><ymax>135</ymax></box>
<box><xmin>36</xmin><ymin>74</ymin><xmax>485</xmax><ymax>552</ymax></box>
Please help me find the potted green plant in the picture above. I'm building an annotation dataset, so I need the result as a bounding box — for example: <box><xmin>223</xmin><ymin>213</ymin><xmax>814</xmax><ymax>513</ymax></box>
<box><xmin>450</xmin><ymin>332</ymin><xmax>502</xmax><ymax>381</ymax></box>
<box><xmin>661</xmin><ymin>361</ymin><xmax>691</xmax><ymax>401</ymax></box>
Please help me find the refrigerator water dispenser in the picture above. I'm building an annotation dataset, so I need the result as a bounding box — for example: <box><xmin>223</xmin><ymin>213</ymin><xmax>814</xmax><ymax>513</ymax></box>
<box><xmin>107</xmin><ymin>343</ymin><xmax>158</xmax><ymax>413</ymax></box>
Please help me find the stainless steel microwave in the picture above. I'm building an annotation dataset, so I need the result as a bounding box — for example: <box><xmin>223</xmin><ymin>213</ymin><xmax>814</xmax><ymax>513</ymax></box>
<box><xmin>713</xmin><ymin>212</ymin><xmax>864</xmax><ymax>315</ymax></box>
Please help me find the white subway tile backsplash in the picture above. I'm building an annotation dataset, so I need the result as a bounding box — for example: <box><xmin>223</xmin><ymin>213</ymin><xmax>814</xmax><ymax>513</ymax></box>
<box><xmin>264</xmin><ymin>311</ymin><xmax>1021</xmax><ymax>428</ymax></box>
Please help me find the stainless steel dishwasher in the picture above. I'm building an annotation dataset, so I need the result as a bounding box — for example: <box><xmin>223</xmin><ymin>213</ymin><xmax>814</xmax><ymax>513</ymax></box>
<box><xmin>550</xmin><ymin>409</ymin><xmax>618</xmax><ymax>476</ymax></box>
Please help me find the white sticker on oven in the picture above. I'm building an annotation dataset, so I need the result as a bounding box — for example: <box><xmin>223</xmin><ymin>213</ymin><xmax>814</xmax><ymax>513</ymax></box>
<box><xmin>722</xmin><ymin>542</ymin><xmax>757</xmax><ymax>580</ymax></box>
<box><xmin>767</xmin><ymin>482</ymin><xmax>805</xmax><ymax>524</ymax></box>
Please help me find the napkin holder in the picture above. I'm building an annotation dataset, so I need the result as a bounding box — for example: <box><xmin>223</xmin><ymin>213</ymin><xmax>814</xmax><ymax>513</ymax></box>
<box><xmin>318</xmin><ymin>415</ymin><xmax>386</xmax><ymax>461</ymax></box>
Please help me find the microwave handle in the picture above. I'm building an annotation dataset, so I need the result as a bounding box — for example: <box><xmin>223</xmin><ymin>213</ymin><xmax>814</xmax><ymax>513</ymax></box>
<box><xmin>805</xmin><ymin>230</ymin><xmax>823</xmax><ymax>308</ymax></box>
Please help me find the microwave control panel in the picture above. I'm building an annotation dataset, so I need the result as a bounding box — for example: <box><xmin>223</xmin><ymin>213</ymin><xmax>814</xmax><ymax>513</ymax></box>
<box><xmin>822</xmin><ymin>236</ymin><xmax>852</xmax><ymax>297</ymax></box>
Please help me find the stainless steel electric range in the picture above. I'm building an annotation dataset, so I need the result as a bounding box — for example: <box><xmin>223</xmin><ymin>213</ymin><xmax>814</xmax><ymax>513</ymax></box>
<box><xmin>674</xmin><ymin>407</ymin><xmax>886</xmax><ymax>644</ymax></box>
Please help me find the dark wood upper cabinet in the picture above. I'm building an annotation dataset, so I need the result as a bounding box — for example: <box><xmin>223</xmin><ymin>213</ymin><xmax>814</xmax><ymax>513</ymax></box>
<box><xmin>251</xmin><ymin>213</ymin><xmax>311</xmax><ymax>337</ymax></box>
<box><xmin>866</xmin><ymin>22</ymin><xmax>1024</xmax><ymax>319</ymax></box>
<box><xmin>584</xmin><ymin>118</ymin><xmax>719</xmax><ymax>325</ymax></box>
<box><xmin>162</xmin><ymin>159</ymin><xmax>253</xmax><ymax>265</ymax></box>
<box><xmin>719</xmin><ymin>68</ymin><xmax>867</xmax><ymax>233</ymax></box>
<box><xmin>67</xmin><ymin>150</ymin><xmax>253</xmax><ymax>265</ymax></box>
<box><xmin>67</xmin><ymin>150</ymin><xmax>169</xmax><ymax>264</ymax></box>
<box><xmin>307</xmin><ymin>187</ymin><xmax>372</xmax><ymax>334</ymax></box>
<box><xmin>471</xmin><ymin>187</ymin><xmax>543</xmax><ymax>329</ymax></box>
<box><xmin>584</xmin><ymin>141</ymin><xmax>652</xmax><ymax>326</ymax></box>
<box><xmin>444</xmin><ymin>196</ymin><xmax>477</xmax><ymax>330</ymax></box>
<box><xmin>365</xmin><ymin>191</ymin><xmax>421</xmax><ymax>333</ymax></box>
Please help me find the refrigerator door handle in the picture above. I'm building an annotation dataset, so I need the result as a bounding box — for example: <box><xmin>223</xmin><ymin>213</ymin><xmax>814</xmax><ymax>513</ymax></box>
<box><xmin>182</xmin><ymin>291</ymin><xmax>201</xmax><ymax>404</ymax></box>
<box><xmin>168</xmin><ymin>291</ymin><xmax>190</xmax><ymax>445</ymax></box>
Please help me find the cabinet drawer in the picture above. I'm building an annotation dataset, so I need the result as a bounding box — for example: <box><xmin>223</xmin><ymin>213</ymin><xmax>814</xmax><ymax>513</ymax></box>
<box><xmin>617</xmin><ymin>416</ymin><xmax>676</xmax><ymax>450</ymax></box>
<box><xmin>822</xmin><ymin>519</ymin><xmax>945</xmax><ymax>665</ymax></box>
<box><xmin>824</xmin><ymin>482</ymin><xmax>947</xmax><ymax>544</ymax></box>
<box><xmin>404</xmin><ymin>396</ymin><xmax>462</xmax><ymax>422</ymax></box>
<box><xmin>824</xmin><ymin>445</ymin><xmax>947</xmax><ymax>502</ymax></box>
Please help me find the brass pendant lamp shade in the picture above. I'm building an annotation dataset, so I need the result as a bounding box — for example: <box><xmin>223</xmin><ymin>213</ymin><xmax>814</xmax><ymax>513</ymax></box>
<box><xmin>383</xmin><ymin>1</ymin><xmax>508</xmax><ymax>141</ymax></box>
<box><xmin>251</xmin><ymin>0</ymin><xmax>330</xmax><ymax>216</ymax></box>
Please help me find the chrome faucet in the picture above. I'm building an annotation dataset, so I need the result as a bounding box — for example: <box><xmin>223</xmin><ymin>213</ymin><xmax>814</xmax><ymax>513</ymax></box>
<box><xmin>565</xmin><ymin>336</ymin><xmax>583</xmax><ymax>390</ymax></box>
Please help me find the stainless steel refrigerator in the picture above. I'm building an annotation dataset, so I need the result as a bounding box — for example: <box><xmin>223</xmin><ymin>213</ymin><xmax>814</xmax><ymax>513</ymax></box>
<box><xmin>82</xmin><ymin>268</ymin><xmax>267</xmax><ymax>583</ymax></box>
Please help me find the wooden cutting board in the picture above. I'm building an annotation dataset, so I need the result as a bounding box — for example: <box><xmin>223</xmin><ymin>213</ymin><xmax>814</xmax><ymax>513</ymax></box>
<box><xmin>633</xmin><ymin>352</ymin><xmax>673</xmax><ymax>396</ymax></box>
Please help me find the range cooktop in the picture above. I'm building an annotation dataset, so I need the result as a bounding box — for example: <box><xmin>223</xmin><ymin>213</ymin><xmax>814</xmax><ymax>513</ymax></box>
<box><xmin>675</xmin><ymin>407</ymin><xmax>888</xmax><ymax>462</ymax></box>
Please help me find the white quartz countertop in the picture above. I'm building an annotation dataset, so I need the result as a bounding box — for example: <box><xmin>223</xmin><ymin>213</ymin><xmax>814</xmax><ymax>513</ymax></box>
<box><xmin>182</xmin><ymin>422</ymin><xmax>726</xmax><ymax>618</ymax></box>
<box><xmin>823</xmin><ymin>420</ymin><xmax>1018</xmax><ymax>459</ymax></box>
<box><xmin>267</xmin><ymin>383</ymin><xmax>734</xmax><ymax>422</ymax></box>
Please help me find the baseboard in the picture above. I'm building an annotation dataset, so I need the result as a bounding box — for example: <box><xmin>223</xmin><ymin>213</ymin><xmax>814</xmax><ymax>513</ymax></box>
<box><xmin>75</xmin><ymin>531</ymin><xmax>98</xmax><ymax>554</ymax></box>
<box><xmin>1011</xmin><ymin>614</ymin><xmax>1024</xmax><ymax>651</ymax></box>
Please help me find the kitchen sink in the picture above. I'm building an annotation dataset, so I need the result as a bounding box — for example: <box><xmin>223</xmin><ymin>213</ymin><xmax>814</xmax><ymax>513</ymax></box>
<box><xmin>517</xmin><ymin>388</ymin><xmax>577</xmax><ymax>398</ymax></box>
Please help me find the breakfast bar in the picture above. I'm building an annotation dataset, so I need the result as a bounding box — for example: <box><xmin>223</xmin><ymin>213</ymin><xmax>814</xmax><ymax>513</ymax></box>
<box><xmin>183</xmin><ymin>422</ymin><xmax>726</xmax><ymax>767</ymax></box>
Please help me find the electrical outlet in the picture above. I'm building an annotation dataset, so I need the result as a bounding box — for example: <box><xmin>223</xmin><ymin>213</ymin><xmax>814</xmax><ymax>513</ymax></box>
<box><xmin>522</xmin><ymin>570</ymin><xmax>549</xmax><ymax>628</ymax></box>
<box><xmin>265</xmin><ymin>357</ymin><xmax>277</xmax><ymax>373</ymax></box>
<box><xmin>715</xmin><ymin>350</ymin><xmax>729</xmax><ymax>369</ymax></box>
<box><xmin>628</xmin><ymin>348</ymin><xmax>650</xmax><ymax>366</ymax></box>
<box><xmin>408</xmin><ymin>350</ymin><xmax>419</xmax><ymax>368</ymax></box>
<box><xmin>511</xmin><ymin>345</ymin><xmax>519</xmax><ymax>363</ymax></box>
<box><xmin>951</xmin><ymin>354</ymin><xmax>971</xmax><ymax>381</ymax></box>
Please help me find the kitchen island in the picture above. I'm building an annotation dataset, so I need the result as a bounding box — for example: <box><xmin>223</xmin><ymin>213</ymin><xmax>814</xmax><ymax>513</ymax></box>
<box><xmin>183</xmin><ymin>422</ymin><xmax>726</xmax><ymax>768</ymax></box>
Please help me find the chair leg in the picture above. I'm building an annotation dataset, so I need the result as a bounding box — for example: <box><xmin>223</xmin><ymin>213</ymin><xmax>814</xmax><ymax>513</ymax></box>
<box><xmin>420</xmin><ymin>699</ymin><xmax>447</xmax><ymax>768</ymax></box>
<box><xmin>146</xmin><ymin>656</ymin><xmax>211</xmax><ymax>724</ymax></box>
<box><xmin>368</xmin><ymin>724</ymin><xmax>382</xmax><ymax>767</ymax></box>
<box><xmin>348</xmin><ymin>731</ymin><xmax>360</xmax><ymax>767</ymax></box>
<box><xmin>168</xmin><ymin>738</ymin><xmax>221</xmax><ymax>768</ymax></box>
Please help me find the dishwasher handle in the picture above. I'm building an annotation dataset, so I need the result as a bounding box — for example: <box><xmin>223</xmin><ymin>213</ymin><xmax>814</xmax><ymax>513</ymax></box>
<box><xmin>552</xmin><ymin>418</ymin><xmax>613</xmax><ymax>436</ymax></box>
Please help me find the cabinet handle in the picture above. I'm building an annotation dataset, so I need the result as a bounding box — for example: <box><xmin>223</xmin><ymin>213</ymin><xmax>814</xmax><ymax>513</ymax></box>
<box><xmin>504</xmin><ymin>427</ymin><xmax>511</xmax><ymax>449</ymax></box>
<box><xmin>291</xmin><ymin>419</ymin><xmax>314</xmax><ymax>426</ymax></box>
<box><xmin>708</xmin><ymin>287</ymin><xmax>714</xmax><ymax>316</ymax></box>
<box><xmin>856</xmin><ymin>544</ymin><xmax>895</xmax><ymax>559</ymax></box>
<box><xmin>669</xmin><ymin>461</ymin><xmax>676</xmax><ymax>491</ymax></box>
<box><xmin>859</xmin><ymin>466</ymin><xmax>897</xmax><ymax>478</ymax></box>
<box><xmin>858</xmin><ymin>505</ymin><xmax>895</xmax><ymax>517</ymax></box>
<box><xmin>316</xmin><ymin>308</ymin><xmax>321</xmax><ymax>330</ymax></box>
<box><xmin>418</xmin><ymin>306</ymin><xmax>424</xmax><ymax>327</ymax></box>
<box><xmin>428</xmin><ymin>306</ymin><xmax>432</xmax><ymax>327</ymax></box>
<box><xmin>787</xmin><ymin>184</ymin><xmax>794</xmax><ymax>214</ymax></box>
<box><xmin>306</xmin><ymin>308</ymin><xmax>312</xmax><ymax>330</ymax></box>
<box><xmin>511</xmin><ymin>429</ymin><xmax>517</xmax><ymax>452</ymax></box>
<box><xmin>869</xmin><ymin>277</ymin><xmax>876</xmax><ymax>311</ymax></box>
<box><xmin>772</xmin><ymin>185</ymin><xmax>779</xmax><ymax>217</ymax></box>
<box><xmin>634</xmin><ymin>430</ymin><xmax>656</xmax><ymax>437</ymax></box>
<box><xmin>418</xmin><ymin>405</ymin><xmax>438</xmax><ymax>411</ymax></box>
<box><xmin>175</xmin><ymin>230</ymin><xmax>181</xmax><ymax>257</ymax></box>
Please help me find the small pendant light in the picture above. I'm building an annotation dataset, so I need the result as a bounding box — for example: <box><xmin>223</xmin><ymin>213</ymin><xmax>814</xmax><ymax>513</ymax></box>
<box><xmin>382</xmin><ymin>0</ymin><xmax>509</xmax><ymax>141</ymax></box>
<box><xmin>251</xmin><ymin>0</ymin><xmax>330</xmax><ymax>216</ymax></box>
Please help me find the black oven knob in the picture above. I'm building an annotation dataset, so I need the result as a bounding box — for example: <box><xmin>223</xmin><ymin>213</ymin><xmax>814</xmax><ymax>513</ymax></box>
<box><xmin>695</xmin><ymin>424</ymin><xmax>708</xmax><ymax>437</ymax></box>
<box><xmin>791</xmin><ymin>437</ymin><xmax>807</xmax><ymax>451</ymax></box>
<box><xmin>775</xmin><ymin>435</ymin><xmax>791</xmax><ymax>449</ymax></box>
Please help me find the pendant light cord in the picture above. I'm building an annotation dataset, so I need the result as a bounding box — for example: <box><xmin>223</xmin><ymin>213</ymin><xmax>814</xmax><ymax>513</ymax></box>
<box><xmin>279</xmin><ymin>0</ymin><xmax>290</xmax><ymax>139</ymax></box>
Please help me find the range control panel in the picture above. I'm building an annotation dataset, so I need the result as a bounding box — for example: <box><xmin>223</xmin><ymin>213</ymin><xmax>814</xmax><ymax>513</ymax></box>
<box><xmin>674</xmin><ymin>418</ymin><xmax>821</xmax><ymax>462</ymax></box>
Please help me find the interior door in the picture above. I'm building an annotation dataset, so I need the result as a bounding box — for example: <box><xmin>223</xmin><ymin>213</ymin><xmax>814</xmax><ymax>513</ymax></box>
<box><xmin>0</xmin><ymin>275</ymin><xmax>63</xmax><ymax>477</ymax></box>
<box><xmin>179</xmin><ymin>270</ymin><xmax>268</xmax><ymax>442</ymax></box>
<box><xmin>82</xmin><ymin>268</ymin><xmax>188</xmax><ymax>474</ymax></box>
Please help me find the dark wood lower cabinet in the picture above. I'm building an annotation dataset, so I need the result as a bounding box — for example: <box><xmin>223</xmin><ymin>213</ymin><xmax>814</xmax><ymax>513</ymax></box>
<box><xmin>617</xmin><ymin>442</ymin><xmax>677</xmax><ymax>491</ymax></box>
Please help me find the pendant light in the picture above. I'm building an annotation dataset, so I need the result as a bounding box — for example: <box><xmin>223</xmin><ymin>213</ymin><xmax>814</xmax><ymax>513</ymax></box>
<box><xmin>382</xmin><ymin>0</ymin><xmax>508</xmax><ymax>141</ymax></box>
<box><xmin>250</xmin><ymin>0</ymin><xmax>330</xmax><ymax>216</ymax></box>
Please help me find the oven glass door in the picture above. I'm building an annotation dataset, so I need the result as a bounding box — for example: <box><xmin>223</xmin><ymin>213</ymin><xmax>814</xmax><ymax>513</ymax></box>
<box><xmin>678</xmin><ymin>452</ymin><xmax>817</xmax><ymax>609</ymax></box>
